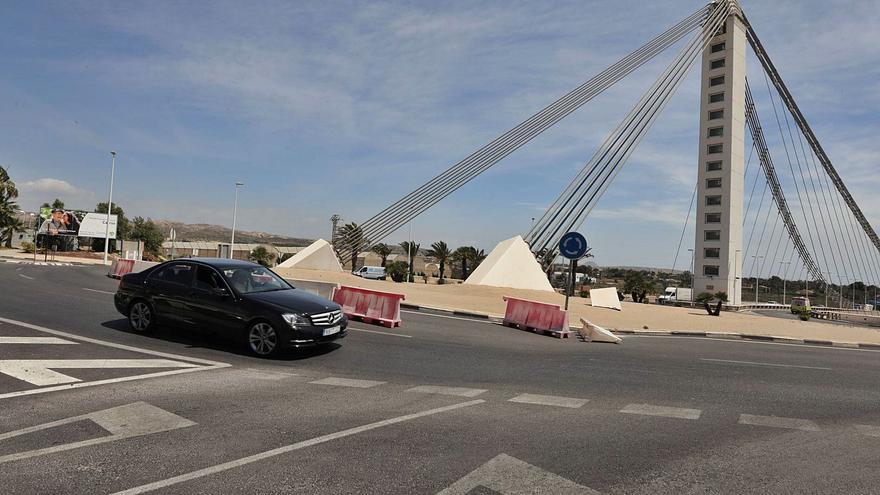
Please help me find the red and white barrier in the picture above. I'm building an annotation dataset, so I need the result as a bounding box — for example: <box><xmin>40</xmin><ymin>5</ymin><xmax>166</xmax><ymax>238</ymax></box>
<box><xmin>108</xmin><ymin>259</ymin><xmax>159</xmax><ymax>279</ymax></box>
<box><xmin>332</xmin><ymin>285</ymin><xmax>405</xmax><ymax>328</ymax></box>
<box><xmin>502</xmin><ymin>296</ymin><xmax>571</xmax><ymax>338</ymax></box>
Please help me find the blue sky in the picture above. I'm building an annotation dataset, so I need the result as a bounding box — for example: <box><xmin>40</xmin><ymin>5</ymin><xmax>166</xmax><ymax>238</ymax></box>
<box><xmin>2</xmin><ymin>0</ymin><xmax>878</xmax><ymax>269</ymax></box>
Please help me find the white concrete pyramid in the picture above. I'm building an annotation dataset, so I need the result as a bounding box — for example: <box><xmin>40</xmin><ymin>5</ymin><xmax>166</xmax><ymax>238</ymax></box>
<box><xmin>463</xmin><ymin>235</ymin><xmax>554</xmax><ymax>292</ymax></box>
<box><xmin>277</xmin><ymin>239</ymin><xmax>343</xmax><ymax>272</ymax></box>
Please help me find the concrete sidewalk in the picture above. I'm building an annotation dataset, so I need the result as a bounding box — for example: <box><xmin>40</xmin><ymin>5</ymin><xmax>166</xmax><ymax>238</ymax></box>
<box><xmin>0</xmin><ymin>249</ymin><xmax>111</xmax><ymax>266</ymax></box>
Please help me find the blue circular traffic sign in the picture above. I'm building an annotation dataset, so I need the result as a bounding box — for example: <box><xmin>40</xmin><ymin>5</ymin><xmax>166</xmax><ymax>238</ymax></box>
<box><xmin>559</xmin><ymin>232</ymin><xmax>588</xmax><ymax>260</ymax></box>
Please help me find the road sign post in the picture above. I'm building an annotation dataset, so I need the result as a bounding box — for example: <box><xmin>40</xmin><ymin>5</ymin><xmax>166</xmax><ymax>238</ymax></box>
<box><xmin>559</xmin><ymin>232</ymin><xmax>589</xmax><ymax>311</ymax></box>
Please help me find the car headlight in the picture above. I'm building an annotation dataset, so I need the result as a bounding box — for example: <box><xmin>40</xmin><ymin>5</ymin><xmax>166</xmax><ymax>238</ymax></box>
<box><xmin>282</xmin><ymin>313</ymin><xmax>311</xmax><ymax>328</ymax></box>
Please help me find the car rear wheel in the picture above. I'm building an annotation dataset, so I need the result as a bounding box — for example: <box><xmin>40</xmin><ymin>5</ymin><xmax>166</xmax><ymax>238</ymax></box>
<box><xmin>128</xmin><ymin>300</ymin><xmax>155</xmax><ymax>333</ymax></box>
<box><xmin>248</xmin><ymin>321</ymin><xmax>281</xmax><ymax>357</ymax></box>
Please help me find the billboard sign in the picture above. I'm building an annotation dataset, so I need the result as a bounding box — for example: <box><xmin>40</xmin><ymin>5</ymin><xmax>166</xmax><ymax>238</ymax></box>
<box><xmin>78</xmin><ymin>213</ymin><xmax>118</xmax><ymax>239</ymax></box>
<box><xmin>37</xmin><ymin>209</ymin><xmax>117</xmax><ymax>239</ymax></box>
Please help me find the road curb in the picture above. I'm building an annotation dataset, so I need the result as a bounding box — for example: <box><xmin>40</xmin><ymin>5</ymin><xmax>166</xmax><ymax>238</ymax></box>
<box><xmin>399</xmin><ymin>305</ymin><xmax>880</xmax><ymax>350</ymax></box>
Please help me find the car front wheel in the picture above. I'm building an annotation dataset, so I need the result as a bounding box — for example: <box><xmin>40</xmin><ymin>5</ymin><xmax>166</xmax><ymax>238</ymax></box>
<box><xmin>128</xmin><ymin>300</ymin><xmax>155</xmax><ymax>333</ymax></box>
<box><xmin>248</xmin><ymin>321</ymin><xmax>282</xmax><ymax>357</ymax></box>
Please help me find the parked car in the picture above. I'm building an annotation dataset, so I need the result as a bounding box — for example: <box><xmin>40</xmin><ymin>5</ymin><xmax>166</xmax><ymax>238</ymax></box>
<box><xmin>114</xmin><ymin>258</ymin><xmax>347</xmax><ymax>356</ymax></box>
<box><xmin>353</xmin><ymin>266</ymin><xmax>386</xmax><ymax>280</ymax></box>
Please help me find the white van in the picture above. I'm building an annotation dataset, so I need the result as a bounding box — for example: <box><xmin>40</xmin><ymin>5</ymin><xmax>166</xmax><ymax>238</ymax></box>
<box><xmin>354</xmin><ymin>266</ymin><xmax>386</xmax><ymax>280</ymax></box>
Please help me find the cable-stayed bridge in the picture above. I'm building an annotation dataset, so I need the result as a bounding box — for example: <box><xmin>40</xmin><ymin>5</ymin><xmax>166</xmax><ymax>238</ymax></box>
<box><xmin>337</xmin><ymin>0</ymin><xmax>880</xmax><ymax>308</ymax></box>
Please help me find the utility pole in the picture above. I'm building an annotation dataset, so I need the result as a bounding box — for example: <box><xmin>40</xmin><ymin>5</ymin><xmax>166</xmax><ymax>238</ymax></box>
<box><xmin>779</xmin><ymin>261</ymin><xmax>790</xmax><ymax>305</ymax></box>
<box><xmin>103</xmin><ymin>151</ymin><xmax>117</xmax><ymax>266</ymax></box>
<box><xmin>688</xmin><ymin>249</ymin><xmax>695</xmax><ymax>305</ymax></box>
<box><xmin>751</xmin><ymin>255</ymin><xmax>763</xmax><ymax>303</ymax></box>
<box><xmin>230</xmin><ymin>182</ymin><xmax>244</xmax><ymax>259</ymax></box>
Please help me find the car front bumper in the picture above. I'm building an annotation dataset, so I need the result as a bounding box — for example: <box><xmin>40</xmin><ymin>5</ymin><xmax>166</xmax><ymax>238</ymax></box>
<box><xmin>284</xmin><ymin>318</ymin><xmax>348</xmax><ymax>348</ymax></box>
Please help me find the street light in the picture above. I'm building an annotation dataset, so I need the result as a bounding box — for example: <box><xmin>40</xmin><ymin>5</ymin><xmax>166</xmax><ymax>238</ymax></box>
<box><xmin>230</xmin><ymin>182</ymin><xmax>244</xmax><ymax>259</ymax></box>
<box><xmin>103</xmin><ymin>151</ymin><xmax>117</xmax><ymax>266</ymax></box>
<box><xmin>734</xmin><ymin>249</ymin><xmax>741</xmax><ymax>306</ymax></box>
<box><xmin>779</xmin><ymin>261</ymin><xmax>791</xmax><ymax>305</ymax></box>
<box><xmin>688</xmin><ymin>248</ymin><xmax>695</xmax><ymax>305</ymax></box>
<box><xmin>823</xmin><ymin>272</ymin><xmax>835</xmax><ymax>308</ymax></box>
<box><xmin>751</xmin><ymin>255</ymin><xmax>763</xmax><ymax>303</ymax></box>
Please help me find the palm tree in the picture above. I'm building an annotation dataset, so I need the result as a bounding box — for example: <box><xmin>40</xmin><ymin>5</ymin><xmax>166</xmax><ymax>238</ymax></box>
<box><xmin>371</xmin><ymin>243</ymin><xmax>393</xmax><ymax>267</ymax></box>
<box><xmin>399</xmin><ymin>241</ymin><xmax>420</xmax><ymax>282</ymax></box>
<box><xmin>454</xmin><ymin>246</ymin><xmax>470</xmax><ymax>279</ymax></box>
<box><xmin>427</xmin><ymin>241</ymin><xmax>452</xmax><ymax>280</ymax></box>
<box><xmin>336</xmin><ymin>222</ymin><xmax>364</xmax><ymax>270</ymax></box>
<box><xmin>248</xmin><ymin>246</ymin><xmax>276</xmax><ymax>267</ymax></box>
<box><xmin>0</xmin><ymin>166</ymin><xmax>24</xmax><ymax>248</ymax></box>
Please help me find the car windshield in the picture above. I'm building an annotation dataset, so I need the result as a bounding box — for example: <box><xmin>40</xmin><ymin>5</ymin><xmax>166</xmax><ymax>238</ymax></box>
<box><xmin>221</xmin><ymin>267</ymin><xmax>290</xmax><ymax>294</ymax></box>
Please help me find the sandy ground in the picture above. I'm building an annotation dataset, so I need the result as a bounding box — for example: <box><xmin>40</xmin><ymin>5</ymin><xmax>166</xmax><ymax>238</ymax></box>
<box><xmin>0</xmin><ymin>249</ymin><xmax>110</xmax><ymax>265</ymax></box>
<box><xmin>277</xmin><ymin>267</ymin><xmax>880</xmax><ymax>345</ymax></box>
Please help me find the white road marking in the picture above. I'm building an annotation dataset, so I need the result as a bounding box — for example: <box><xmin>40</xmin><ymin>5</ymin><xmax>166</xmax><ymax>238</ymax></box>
<box><xmin>0</xmin><ymin>402</ymin><xmax>195</xmax><ymax>464</ymax></box>
<box><xmin>508</xmin><ymin>393</ymin><xmax>588</xmax><ymax>409</ymax></box>
<box><xmin>699</xmin><ymin>358</ymin><xmax>832</xmax><ymax>370</ymax></box>
<box><xmin>854</xmin><ymin>424</ymin><xmax>880</xmax><ymax>438</ymax></box>
<box><xmin>738</xmin><ymin>414</ymin><xmax>821</xmax><ymax>431</ymax></box>
<box><xmin>112</xmin><ymin>399</ymin><xmax>485</xmax><ymax>495</ymax></box>
<box><xmin>0</xmin><ymin>336</ymin><xmax>77</xmax><ymax>345</ymax></box>
<box><xmin>630</xmin><ymin>335</ymin><xmax>880</xmax><ymax>353</ymax></box>
<box><xmin>309</xmin><ymin>377</ymin><xmax>386</xmax><ymax>388</ymax></box>
<box><xmin>437</xmin><ymin>453</ymin><xmax>601</xmax><ymax>495</ymax></box>
<box><xmin>401</xmin><ymin>309</ymin><xmax>495</xmax><ymax>324</ymax></box>
<box><xmin>82</xmin><ymin>287</ymin><xmax>116</xmax><ymax>295</ymax></box>
<box><xmin>231</xmin><ymin>369</ymin><xmax>298</xmax><ymax>380</ymax></box>
<box><xmin>0</xmin><ymin>316</ymin><xmax>229</xmax><ymax>399</ymax></box>
<box><xmin>0</xmin><ymin>359</ymin><xmax>201</xmax><ymax>386</ymax></box>
<box><xmin>348</xmin><ymin>327</ymin><xmax>412</xmax><ymax>338</ymax></box>
<box><xmin>17</xmin><ymin>273</ymin><xmax>34</xmax><ymax>280</ymax></box>
<box><xmin>406</xmin><ymin>385</ymin><xmax>487</xmax><ymax>397</ymax></box>
<box><xmin>620</xmin><ymin>403</ymin><xmax>702</xmax><ymax>420</ymax></box>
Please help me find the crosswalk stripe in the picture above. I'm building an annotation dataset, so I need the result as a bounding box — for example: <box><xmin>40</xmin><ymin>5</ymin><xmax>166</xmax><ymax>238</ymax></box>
<box><xmin>0</xmin><ymin>337</ymin><xmax>77</xmax><ymax>345</ymax></box>
<box><xmin>405</xmin><ymin>385</ymin><xmax>487</xmax><ymax>397</ymax></box>
<box><xmin>0</xmin><ymin>359</ymin><xmax>201</xmax><ymax>386</ymax></box>
<box><xmin>309</xmin><ymin>377</ymin><xmax>386</xmax><ymax>388</ymax></box>
<box><xmin>508</xmin><ymin>393</ymin><xmax>588</xmax><ymax>408</ymax></box>
<box><xmin>738</xmin><ymin>414</ymin><xmax>821</xmax><ymax>431</ymax></box>
<box><xmin>620</xmin><ymin>403</ymin><xmax>702</xmax><ymax>420</ymax></box>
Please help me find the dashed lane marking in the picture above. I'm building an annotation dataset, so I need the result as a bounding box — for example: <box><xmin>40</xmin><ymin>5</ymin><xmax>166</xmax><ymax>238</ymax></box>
<box><xmin>309</xmin><ymin>377</ymin><xmax>386</xmax><ymax>388</ymax></box>
<box><xmin>508</xmin><ymin>393</ymin><xmax>588</xmax><ymax>409</ymax></box>
<box><xmin>0</xmin><ymin>337</ymin><xmax>77</xmax><ymax>345</ymax></box>
<box><xmin>348</xmin><ymin>327</ymin><xmax>412</xmax><ymax>338</ymax></box>
<box><xmin>112</xmin><ymin>400</ymin><xmax>486</xmax><ymax>495</ymax></box>
<box><xmin>620</xmin><ymin>403</ymin><xmax>702</xmax><ymax>420</ymax></box>
<box><xmin>405</xmin><ymin>385</ymin><xmax>487</xmax><ymax>397</ymax></box>
<box><xmin>738</xmin><ymin>414</ymin><xmax>821</xmax><ymax>431</ymax></box>
<box><xmin>699</xmin><ymin>358</ymin><xmax>832</xmax><ymax>371</ymax></box>
<box><xmin>17</xmin><ymin>274</ymin><xmax>34</xmax><ymax>280</ymax></box>
<box><xmin>82</xmin><ymin>287</ymin><xmax>116</xmax><ymax>295</ymax></box>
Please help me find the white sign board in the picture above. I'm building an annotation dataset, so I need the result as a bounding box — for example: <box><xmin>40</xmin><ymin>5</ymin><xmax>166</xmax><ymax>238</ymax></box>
<box><xmin>78</xmin><ymin>213</ymin><xmax>118</xmax><ymax>238</ymax></box>
<box><xmin>589</xmin><ymin>287</ymin><xmax>622</xmax><ymax>311</ymax></box>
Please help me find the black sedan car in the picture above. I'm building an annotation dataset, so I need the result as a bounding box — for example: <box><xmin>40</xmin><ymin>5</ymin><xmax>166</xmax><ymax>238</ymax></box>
<box><xmin>114</xmin><ymin>258</ymin><xmax>347</xmax><ymax>356</ymax></box>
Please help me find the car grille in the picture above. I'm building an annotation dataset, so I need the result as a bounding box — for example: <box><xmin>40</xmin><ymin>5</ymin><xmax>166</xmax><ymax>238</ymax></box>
<box><xmin>310</xmin><ymin>309</ymin><xmax>342</xmax><ymax>326</ymax></box>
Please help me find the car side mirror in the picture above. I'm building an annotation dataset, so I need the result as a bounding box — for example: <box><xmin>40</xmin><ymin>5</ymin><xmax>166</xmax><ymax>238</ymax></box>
<box><xmin>212</xmin><ymin>287</ymin><xmax>230</xmax><ymax>297</ymax></box>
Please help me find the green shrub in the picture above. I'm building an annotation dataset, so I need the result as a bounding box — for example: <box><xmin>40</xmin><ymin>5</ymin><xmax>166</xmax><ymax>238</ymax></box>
<box><xmin>798</xmin><ymin>308</ymin><xmax>811</xmax><ymax>321</ymax></box>
<box><xmin>386</xmin><ymin>261</ymin><xmax>408</xmax><ymax>283</ymax></box>
<box><xmin>21</xmin><ymin>242</ymin><xmax>35</xmax><ymax>254</ymax></box>
<box><xmin>695</xmin><ymin>292</ymin><xmax>714</xmax><ymax>303</ymax></box>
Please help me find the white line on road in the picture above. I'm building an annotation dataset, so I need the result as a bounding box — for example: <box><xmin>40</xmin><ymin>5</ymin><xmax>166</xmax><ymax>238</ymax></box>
<box><xmin>508</xmin><ymin>393</ymin><xmax>588</xmax><ymax>409</ymax></box>
<box><xmin>738</xmin><ymin>414</ymin><xmax>821</xmax><ymax>431</ymax></box>
<box><xmin>17</xmin><ymin>273</ymin><xmax>34</xmax><ymax>280</ymax></box>
<box><xmin>699</xmin><ymin>358</ymin><xmax>832</xmax><ymax>370</ymax></box>
<box><xmin>0</xmin><ymin>402</ymin><xmax>195</xmax><ymax>464</ymax></box>
<box><xmin>0</xmin><ymin>337</ymin><xmax>77</xmax><ymax>345</ymax></box>
<box><xmin>309</xmin><ymin>377</ymin><xmax>386</xmax><ymax>388</ymax></box>
<box><xmin>112</xmin><ymin>399</ymin><xmax>486</xmax><ymax>495</ymax></box>
<box><xmin>630</xmin><ymin>335</ymin><xmax>880</xmax><ymax>353</ymax></box>
<box><xmin>406</xmin><ymin>385</ymin><xmax>487</xmax><ymax>397</ymax></box>
<box><xmin>0</xmin><ymin>359</ymin><xmax>201</xmax><ymax>386</ymax></box>
<box><xmin>82</xmin><ymin>287</ymin><xmax>116</xmax><ymax>295</ymax></box>
<box><xmin>348</xmin><ymin>327</ymin><xmax>412</xmax><ymax>338</ymax></box>
<box><xmin>620</xmin><ymin>403</ymin><xmax>702</xmax><ymax>420</ymax></box>
<box><xmin>854</xmin><ymin>424</ymin><xmax>880</xmax><ymax>438</ymax></box>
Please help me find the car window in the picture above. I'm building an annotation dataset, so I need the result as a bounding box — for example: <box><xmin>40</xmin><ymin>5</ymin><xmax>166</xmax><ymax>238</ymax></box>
<box><xmin>195</xmin><ymin>266</ymin><xmax>226</xmax><ymax>291</ymax></box>
<box><xmin>222</xmin><ymin>266</ymin><xmax>290</xmax><ymax>294</ymax></box>
<box><xmin>151</xmin><ymin>263</ymin><xmax>194</xmax><ymax>285</ymax></box>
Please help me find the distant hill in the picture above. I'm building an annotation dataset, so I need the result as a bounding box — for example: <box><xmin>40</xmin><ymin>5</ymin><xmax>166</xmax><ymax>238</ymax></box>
<box><xmin>153</xmin><ymin>220</ymin><xmax>313</xmax><ymax>246</ymax></box>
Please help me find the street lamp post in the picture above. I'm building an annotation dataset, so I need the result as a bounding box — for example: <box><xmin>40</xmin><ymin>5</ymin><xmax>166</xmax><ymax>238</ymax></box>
<box><xmin>230</xmin><ymin>182</ymin><xmax>244</xmax><ymax>259</ymax></box>
<box><xmin>734</xmin><ymin>249</ymin><xmax>741</xmax><ymax>306</ymax></box>
<box><xmin>823</xmin><ymin>272</ymin><xmax>835</xmax><ymax>308</ymax></box>
<box><xmin>688</xmin><ymin>249</ymin><xmax>695</xmax><ymax>305</ymax></box>
<box><xmin>103</xmin><ymin>151</ymin><xmax>117</xmax><ymax>266</ymax></box>
<box><xmin>751</xmin><ymin>255</ymin><xmax>763</xmax><ymax>303</ymax></box>
<box><xmin>779</xmin><ymin>261</ymin><xmax>791</xmax><ymax>305</ymax></box>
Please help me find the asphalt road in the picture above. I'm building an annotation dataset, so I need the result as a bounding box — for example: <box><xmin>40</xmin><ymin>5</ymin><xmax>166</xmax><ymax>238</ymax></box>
<box><xmin>2</xmin><ymin>262</ymin><xmax>880</xmax><ymax>494</ymax></box>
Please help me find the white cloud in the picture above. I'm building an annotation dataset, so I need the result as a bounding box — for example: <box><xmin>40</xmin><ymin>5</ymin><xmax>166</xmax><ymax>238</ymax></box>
<box><xmin>18</xmin><ymin>178</ymin><xmax>96</xmax><ymax>210</ymax></box>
